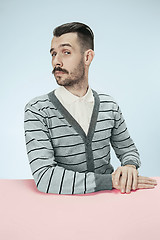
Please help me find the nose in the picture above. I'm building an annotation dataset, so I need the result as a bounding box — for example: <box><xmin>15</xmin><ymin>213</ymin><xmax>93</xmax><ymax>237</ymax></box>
<box><xmin>52</xmin><ymin>53</ymin><xmax>63</xmax><ymax>68</ymax></box>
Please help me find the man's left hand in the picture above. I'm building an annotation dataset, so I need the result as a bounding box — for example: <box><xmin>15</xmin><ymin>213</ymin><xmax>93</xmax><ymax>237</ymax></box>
<box><xmin>112</xmin><ymin>165</ymin><xmax>138</xmax><ymax>194</ymax></box>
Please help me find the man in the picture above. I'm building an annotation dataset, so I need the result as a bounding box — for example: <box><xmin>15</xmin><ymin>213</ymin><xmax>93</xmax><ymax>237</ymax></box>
<box><xmin>24</xmin><ymin>22</ymin><xmax>157</xmax><ymax>194</ymax></box>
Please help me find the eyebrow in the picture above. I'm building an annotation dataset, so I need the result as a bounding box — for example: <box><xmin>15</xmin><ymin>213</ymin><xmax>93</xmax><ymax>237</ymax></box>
<box><xmin>50</xmin><ymin>43</ymin><xmax>72</xmax><ymax>53</ymax></box>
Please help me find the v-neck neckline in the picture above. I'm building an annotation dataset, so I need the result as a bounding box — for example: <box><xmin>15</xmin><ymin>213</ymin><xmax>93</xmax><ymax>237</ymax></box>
<box><xmin>48</xmin><ymin>89</ymin><xmax>100</xmax><ymax>142</ymax></box>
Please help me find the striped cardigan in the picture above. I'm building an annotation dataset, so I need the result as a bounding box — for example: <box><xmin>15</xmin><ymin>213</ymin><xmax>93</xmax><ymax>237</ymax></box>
<box><xmin>24</xmin><ymin>89</ymin><xmax>141</xmax><ymax>194</ymax></box>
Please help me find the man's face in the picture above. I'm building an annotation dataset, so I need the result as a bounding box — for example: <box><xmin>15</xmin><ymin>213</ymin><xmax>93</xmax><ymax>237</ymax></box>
<box><xmin>50</xmin><ymin>32</ymin><xmax>85</xmax><ymax>87</ymax></box>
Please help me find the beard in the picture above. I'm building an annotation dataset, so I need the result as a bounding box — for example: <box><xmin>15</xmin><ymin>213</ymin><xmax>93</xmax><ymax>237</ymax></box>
<box><xmin>53</xmin><ymin>58</ymin><xmax>85</xmax><ymax>87</ymax></box>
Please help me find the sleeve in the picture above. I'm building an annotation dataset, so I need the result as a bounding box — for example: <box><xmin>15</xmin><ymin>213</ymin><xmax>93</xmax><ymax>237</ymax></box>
<box><xmin>24</xmin><ymin>102</ymin><xmax>113</xmax><ymax>195</ymax></box>
<box><xmin>110</xmin><ymin>104</ymin><xmax>141</xmax><ymax>169</ymax></box>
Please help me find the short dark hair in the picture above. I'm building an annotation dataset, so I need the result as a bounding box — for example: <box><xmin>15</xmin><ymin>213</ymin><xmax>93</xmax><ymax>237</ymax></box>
<box><xmin>53</xmin><ymin>22</ymin><xmax>94</xmax><ymax>52</ymax></box>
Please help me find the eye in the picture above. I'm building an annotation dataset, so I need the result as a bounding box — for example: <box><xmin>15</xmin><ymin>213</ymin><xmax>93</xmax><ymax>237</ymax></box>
<box><xmin>64</xmin><ymin>51</ymin><xmax>71</xmax><ymax>55</ymax></box>
<box><xmin>51</xmin><ymin>52</ymin><xmax>57</xmax><ymax>57</ymax></box>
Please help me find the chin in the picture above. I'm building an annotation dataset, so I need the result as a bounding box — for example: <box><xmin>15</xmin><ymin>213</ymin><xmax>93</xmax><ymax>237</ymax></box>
<box><xmin>56</xmin><ymin>78</ymin><xmax>72</xmax><ymax>87</ymax></box>
<box><xmin>56</xmin><ymin>80</ymin><xmax>67</xmax><ymax>86</ymax></box>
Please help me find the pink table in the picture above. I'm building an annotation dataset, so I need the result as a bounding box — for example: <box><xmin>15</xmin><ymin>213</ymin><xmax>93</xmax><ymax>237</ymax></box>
<box><xmin>1</xmin><ymin>177</ymin><xmax>160</xmax><ymax>240</ymax></box>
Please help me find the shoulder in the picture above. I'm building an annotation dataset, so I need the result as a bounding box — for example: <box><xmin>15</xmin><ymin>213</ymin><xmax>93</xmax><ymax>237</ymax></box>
<box><xmin>93</xmin><ymin>89</ymin><xmax>119</xmax><ymax>110</ymax></box>
<box><xmin>24</xmin><ymin>92</ymin><xmax>52</xmax><ymax>111</ymax></box>
<box><xmin>93</xmin><ymin>89</ymin><xmax>115</xmax><ymax>102</ymax></box>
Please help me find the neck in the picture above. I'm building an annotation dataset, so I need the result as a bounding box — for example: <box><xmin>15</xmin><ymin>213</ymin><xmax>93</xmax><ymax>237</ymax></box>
<box><xmin>64</xmin><ymin>81</ymin><xmax>89</xmax><ymax>97</ymax></box>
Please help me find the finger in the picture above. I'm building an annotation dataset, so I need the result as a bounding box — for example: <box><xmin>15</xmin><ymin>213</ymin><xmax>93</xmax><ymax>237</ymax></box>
<box><xmin>126</xmin><ymin>172</ymin><xmax>133</xmax><ymax>193</ymax></box>
<box><xmin>114</xmin><ymin>169</ymin><xmax>121</xmax><ymax>186</ymax></box>
<box><xmin>138</xmin><ymin>183</ymin><xmax>156</xmax><ymax>189</ymax></box>
<box><xmin>138</xmin><ymin>180</ymin><xmax>157</xmax><ymax>186</ymax></box>
<box><xmin>132</xmin><ymin>170</ymin><xmax>138</xmax><ymax>190</ymax></box>
<box><xmin>138</xmin><ymin>176</ymin><xmax>157</xmax><ymax>183</ymax></box>
<box><xmin>120</xmin><ymin>172</ymin><xmax>128</xmax><ymax>193</ymax></box>
<box><xmin>138</xmin><ymin>177</ymin><xmax>157</xmax><ymax>185</ymax></box>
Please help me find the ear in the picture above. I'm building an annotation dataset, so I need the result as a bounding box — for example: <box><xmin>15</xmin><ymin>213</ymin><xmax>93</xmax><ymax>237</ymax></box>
<box><xmin>84</xmin><ymin>49</ymin><xmax>95</xmax><ymax>66</ymax></box>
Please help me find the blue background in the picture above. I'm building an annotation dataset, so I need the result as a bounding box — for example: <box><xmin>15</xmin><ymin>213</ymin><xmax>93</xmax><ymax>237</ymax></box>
<box><xmin>0</xmin><ymin>0</ymin><xmax>159</xmax><ymax>179</ymax></box>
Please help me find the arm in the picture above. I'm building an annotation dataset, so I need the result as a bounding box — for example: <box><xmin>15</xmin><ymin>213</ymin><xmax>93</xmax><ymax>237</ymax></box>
<box><xmin>110</xmin><ymin>104</ymin><xmax>141</xmax><ymax>169</ymax></box>
<box><xmin>24</xmin><ymin>102</ymin><xmax>112</xmax><ymax>195</ymax></box>
<box><xmin>110</xmin><ymin>103</ymin><xmax>141</xmax><ymax>193</ymax></box>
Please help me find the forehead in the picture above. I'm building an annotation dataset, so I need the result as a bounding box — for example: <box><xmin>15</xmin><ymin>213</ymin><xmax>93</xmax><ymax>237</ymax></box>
<box><xmin>51</xmin><ymin>32</ymin><xmax>79</xmax><ymax>49</ymax></box>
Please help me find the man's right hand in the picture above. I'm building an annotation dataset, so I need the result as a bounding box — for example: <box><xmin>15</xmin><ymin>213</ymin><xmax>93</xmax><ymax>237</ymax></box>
<box><xmin>112</xmin><ymin>174</ymin><xmax>157</xmax><ymax>193</ymax></box>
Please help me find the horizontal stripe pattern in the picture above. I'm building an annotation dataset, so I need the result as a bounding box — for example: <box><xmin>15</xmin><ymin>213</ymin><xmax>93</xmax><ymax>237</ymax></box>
<box><xmin>24</xmin><ymin>91</ymin><xmax>141</xmax><ymax>194</ymax></box>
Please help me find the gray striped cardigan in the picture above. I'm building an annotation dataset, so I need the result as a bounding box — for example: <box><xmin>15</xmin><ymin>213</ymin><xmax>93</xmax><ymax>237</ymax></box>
<box><xmin>24</xmin><ymin>89</ymin><xmax>141</xmax><ymax>194</ymax></box>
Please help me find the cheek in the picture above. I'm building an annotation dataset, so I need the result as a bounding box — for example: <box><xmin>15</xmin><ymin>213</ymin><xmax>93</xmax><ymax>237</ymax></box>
<box><xmin>68</xmin><ymin>54</ymin><xmax>81</xmax><ymax>63</ymax></box>
<box><xmin>64</xmin><ymin>55</ymin><xmax>82</xmax><ymax>71</ymax></box>
<box><xmin>51</xmin><ymin>58</ymin><xmax>54</xmax><ymax>66</ymax></box>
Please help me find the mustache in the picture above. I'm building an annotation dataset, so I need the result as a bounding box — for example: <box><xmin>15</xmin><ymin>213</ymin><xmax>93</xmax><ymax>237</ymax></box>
<box><xmin>52</xmin><ymin>67</ymin><xmax>69</xmax><ymax>74</ymax></box>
